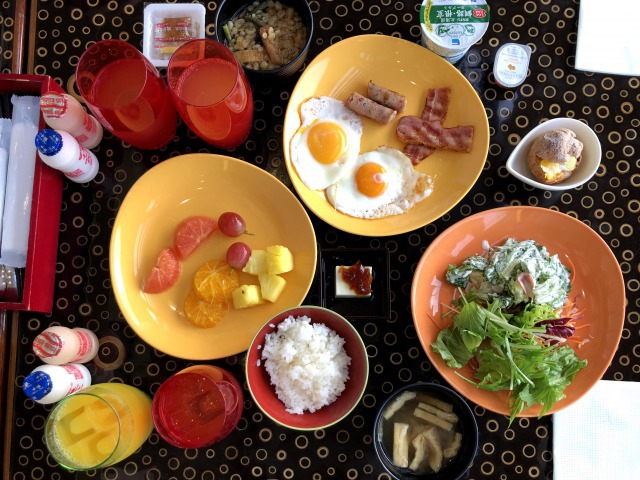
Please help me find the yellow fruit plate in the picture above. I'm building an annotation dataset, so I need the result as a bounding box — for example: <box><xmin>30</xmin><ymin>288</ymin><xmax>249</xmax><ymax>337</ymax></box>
<box><xmin>283</xmin><ymin>34</ymin><xmax>490</xmax><ymax>236</ymax></box>
<box><xmin>110</xmin><ymin>154</ymin><xmax>317</xmax><ymax>360</ymax></box>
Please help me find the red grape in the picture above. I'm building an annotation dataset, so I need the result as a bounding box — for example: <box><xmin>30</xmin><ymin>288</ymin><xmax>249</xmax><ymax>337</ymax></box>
<box><xmin>226</xmin><ymin>242</ymin><xmax>252</xmax><ymax>269</ymax></box>
<box><xmin>218</xmin><ymin>212</ymin><xmax>249</xmax><ymax>237</ymax></box>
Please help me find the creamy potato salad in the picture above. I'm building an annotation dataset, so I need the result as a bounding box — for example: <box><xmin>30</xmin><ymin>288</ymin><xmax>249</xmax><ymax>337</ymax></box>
<box><xmin>445</xmin><ymin>238</ymin><xmax>571</xmax><ymax>309</ymax></box>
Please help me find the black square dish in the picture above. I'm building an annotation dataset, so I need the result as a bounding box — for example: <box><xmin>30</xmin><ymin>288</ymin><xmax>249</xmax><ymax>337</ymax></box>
<box><xmin>319</xmin><ymin>248</ymin><xmax>391</xmax><ymax>320</ymax></box>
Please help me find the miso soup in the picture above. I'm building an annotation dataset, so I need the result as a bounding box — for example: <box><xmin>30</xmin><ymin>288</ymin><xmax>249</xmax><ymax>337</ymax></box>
<box><xmin>379</xmin><ymin>390</ymin><xmax>463</xmax><ymax>474</ymax></box>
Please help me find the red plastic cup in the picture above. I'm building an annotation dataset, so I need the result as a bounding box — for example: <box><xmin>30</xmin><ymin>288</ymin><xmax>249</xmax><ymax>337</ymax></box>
<box><xmin>167</xmin><ymin>39</ymin><xmax>253</xmax><ymax>149</ymax></box>
<box><xmin>152</xmin><ymin>365</ymin><xmax>243</xmax><ymax>448</ymax></box>
<box><xmin>76</xmin><ymin>40</ymin><xmax>177</xmax><ymax>150</ymax></box>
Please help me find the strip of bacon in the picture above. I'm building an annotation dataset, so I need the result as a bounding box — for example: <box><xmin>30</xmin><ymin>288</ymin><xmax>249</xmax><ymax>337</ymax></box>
<box><xmin>401</xmin><ymin>87</ymin><xmax>451</xmax><ymax>164</ymax></box>
<box><xmin>421</xmin><ymin>87</ymin><xmax>451</xmax><ymax>122</ymax></box>
<box><xmin>404</xmin><ymin>144</ymin><xmax>436</xmax><ymax>165</ymax></box>
<box><xmin>397</xmin><ymin>116</ymin><xmax>475</xmax><ymax>153</ymax></box>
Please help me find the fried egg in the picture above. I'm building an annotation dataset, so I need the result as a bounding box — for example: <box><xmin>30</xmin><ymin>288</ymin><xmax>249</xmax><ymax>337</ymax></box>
<box><xmin>290</xmin><ymin>96</ymin><xmax>363</xmax><ymax>190</ymax></box>
<box><xmin>325</xmin><ymin>146</ymin><xmax>434</xmax><ymax>219</ymax></box>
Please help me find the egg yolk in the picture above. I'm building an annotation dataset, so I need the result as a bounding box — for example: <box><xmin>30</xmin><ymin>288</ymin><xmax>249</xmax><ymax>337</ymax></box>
<box><xmin>355</xmin><ymin>162</ymin><xmax>387</xmax><ymax>197</ymax></box>
<box><xmin>307</xmin><ymin>122</ymin><xmax>347</xmax><ymax>164</ymax></box>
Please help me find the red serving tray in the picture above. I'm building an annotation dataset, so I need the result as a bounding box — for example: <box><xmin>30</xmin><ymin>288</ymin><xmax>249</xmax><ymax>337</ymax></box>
<box><xmin>0</xmin><ymin>74</ymin><xmax>63</xmax><ymax>313</ymax></box>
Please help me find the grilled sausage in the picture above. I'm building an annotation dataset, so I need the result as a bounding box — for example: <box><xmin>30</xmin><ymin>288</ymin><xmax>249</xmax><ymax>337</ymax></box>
<box><xmin>344</xmin><ymin>91</ymin><xmax>397</xmax><ymax>124</ymax></box>
<box><xmin>367</xmin><ymin>81</ymin><xmax>407</xmax><ymax>113</ymax></box>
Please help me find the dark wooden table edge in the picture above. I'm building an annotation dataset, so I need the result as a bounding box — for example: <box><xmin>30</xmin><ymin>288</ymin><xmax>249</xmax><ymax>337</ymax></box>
<box><xmin>1</xmin><ymin>311</ymin><xmax>20</xmax><ymax>480</ymax></box>
<box><xmin>1</xmin><ymin>0</ymin><xmax>29</xmax><ymax>476</ymax></box>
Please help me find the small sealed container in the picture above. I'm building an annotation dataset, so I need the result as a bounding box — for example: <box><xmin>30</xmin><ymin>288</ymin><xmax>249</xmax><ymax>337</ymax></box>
<box><xmin>493</xmin><ymin>43</ymin><xmax>532</xmax><ymax>88</ymax></box>
<box><xmin>143</xmin><ymin>3</ymin><xmax>206</xmax><ymax>67</ymax></box>
<box><xmin>419</xmin><ymin>0</ymin><xmax>490</xmax><ymax>63</ymax></box>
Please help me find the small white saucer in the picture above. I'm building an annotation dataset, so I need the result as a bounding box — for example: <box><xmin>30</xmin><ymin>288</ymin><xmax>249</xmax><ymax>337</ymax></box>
<box><xmin>506</xmin><ymin>117</ymin><xmax>602</xmax><ymax>191</ymax></box>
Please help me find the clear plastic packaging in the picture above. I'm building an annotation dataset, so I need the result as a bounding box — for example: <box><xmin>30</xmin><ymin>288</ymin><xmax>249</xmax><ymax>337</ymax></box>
<box><xmin>0</xmin><ymin>95</ymin><xmax>41</xmax><ymax>268</ymax></box>
<box><xmin>143</xmin><ymin>3</ymin><xmax>206</xmax><ymax>67</ymax></box>
<box><xmin>0</xmin><ymin>118</ymin><xmax>12</xmax><ymax>240</ymax></box>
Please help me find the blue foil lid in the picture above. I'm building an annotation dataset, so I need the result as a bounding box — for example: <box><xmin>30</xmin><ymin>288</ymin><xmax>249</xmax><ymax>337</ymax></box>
<box><xmin>23</xmin><ymin>371</ymin><xmax>53</xmax><ymax>401</ymax></box>
<box><xmin>35</xmin><ymin>129</ymin><xmax>63</xmax><ymax>156</ymax></box>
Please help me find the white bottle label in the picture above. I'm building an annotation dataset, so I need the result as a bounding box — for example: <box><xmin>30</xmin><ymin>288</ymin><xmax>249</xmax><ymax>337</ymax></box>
<box><xmin>75</xmin><ymin>114</ymin><xmax>99</xmax><ymax>144</ymax></box>
<box><xmin>65</xmin><ymin>147</ymin><xmax>95</xmax><ymax>179</ymax></box>
<box><xmin>61</xmin><ymin>364</ymin><xmax>90</xmax><ymax>395</ymax></box>
<box><xmin>72</xmin><ymin>330</ymin><xmax>97</xmax><ymax>362</ymax></box>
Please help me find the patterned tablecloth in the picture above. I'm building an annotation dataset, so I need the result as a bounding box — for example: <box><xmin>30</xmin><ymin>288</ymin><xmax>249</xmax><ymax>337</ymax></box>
<box><xmin>3</xmin><ymin>1</ymin><xmax>639</xmax><ymax>479</ymax></box>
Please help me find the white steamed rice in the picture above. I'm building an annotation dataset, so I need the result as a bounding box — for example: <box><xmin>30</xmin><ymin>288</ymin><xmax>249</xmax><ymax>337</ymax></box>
<box><xmin>261</xmin><ymin>315</ymin><xmax>351</xmax><ymax>415</ymax></box>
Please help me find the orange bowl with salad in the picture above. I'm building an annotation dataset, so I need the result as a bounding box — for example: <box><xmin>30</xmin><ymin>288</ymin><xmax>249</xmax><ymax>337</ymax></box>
<box><xmin>411</xmin><ymin>206</ymin><xmax>625</xmax><ymax>420</ymax></box>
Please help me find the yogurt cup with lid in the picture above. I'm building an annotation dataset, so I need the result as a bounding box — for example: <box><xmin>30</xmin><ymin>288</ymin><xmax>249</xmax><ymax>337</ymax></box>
<box><xmin>420</xmin><ymin>0</ymin><xmax>490</xmax><ymax>63</ymax></box>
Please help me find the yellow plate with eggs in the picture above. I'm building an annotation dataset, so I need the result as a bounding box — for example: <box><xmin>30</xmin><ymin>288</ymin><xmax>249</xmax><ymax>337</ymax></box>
<box><xmin>284</xmin><ymin>34</ymin><xmax>489</xmax><ymax>236</ymax></box>
<box><xmin>110</xmin><ymin>154</ymin><xmax>317</xmax><ymax>360</ymax></box>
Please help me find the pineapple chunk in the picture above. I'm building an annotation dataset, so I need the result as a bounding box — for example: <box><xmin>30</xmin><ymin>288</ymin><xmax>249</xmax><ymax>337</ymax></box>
<box><xmin>266</xmin><ymin>245</ymin><xmax>294</xmax><ymax>275</ymax></box>
<box><xmin>242</xmin><ymin>250</ymin><xmax>267</xmax><ymax>275</ymax></box>
<box><xmin>232</xmin><ymin>285</ymin><xmax>264</xmax><ymax>309</ymax></box>
<box><xmin>258</xmin><ymin>274</ymin><xmax>287</xmax><ymax>302</ymax></box>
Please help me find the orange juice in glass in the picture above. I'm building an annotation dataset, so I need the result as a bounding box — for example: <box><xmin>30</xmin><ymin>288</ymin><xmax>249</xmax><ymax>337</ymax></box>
<box><xmin>45</xmin><ymin>383</ymin><xmax>153</xmax><ymax>470</ymax></box>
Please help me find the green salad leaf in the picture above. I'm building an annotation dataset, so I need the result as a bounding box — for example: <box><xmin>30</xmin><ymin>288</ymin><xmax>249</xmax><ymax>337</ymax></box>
<box><xmin>432</xmin><ymin>291</ymin><xmax>587</xmax><ymax>424</ymax></box>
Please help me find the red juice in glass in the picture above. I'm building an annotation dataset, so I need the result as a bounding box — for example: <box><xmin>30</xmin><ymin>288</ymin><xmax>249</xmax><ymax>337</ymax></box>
<box><xmin>152</xmin><ymin>365</ymin><xmax>243</xmax><ymax>448</ymax></box>
<box><xmin>76</xmin><ymin>40</ymin><xmax>177</xmax><ymax>150</ymax></box>
<box><xmin>168</xmin><ymin>39</ymin><xmax>253</xmax><ymax>149</ymax></box>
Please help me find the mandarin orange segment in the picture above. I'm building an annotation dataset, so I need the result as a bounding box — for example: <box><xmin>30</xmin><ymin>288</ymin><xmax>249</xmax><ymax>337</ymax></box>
<box><xmin>184</xmin><ymin>289</ymin><xmax>229</xmax><ymax>328</ymax></box>
<box><xmin>192</xmin><ymin>259</ymin><xmax>239</xmax><ymax>303</ymax></box>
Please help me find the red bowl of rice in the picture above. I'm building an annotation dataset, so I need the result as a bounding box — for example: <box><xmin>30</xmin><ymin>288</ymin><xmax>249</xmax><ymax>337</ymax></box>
<box><xmin>246</xmin><ymin>305</ymin><xmax>369</xmax><ymax>430</ymax></box>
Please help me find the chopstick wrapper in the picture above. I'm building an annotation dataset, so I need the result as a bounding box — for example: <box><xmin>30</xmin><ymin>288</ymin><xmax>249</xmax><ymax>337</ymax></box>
<box><xmin>575</xmin><ymin>0</ymin><xmax>640</xmax><ymax>75</ymax></box>
<box><xmin>553</xmin><ymin>379</ymin><xmax>640</xmax><ymax>480</ymax></box>
<box><xmin>0</xmin><ymin>118</ymin><xmax>11</xmax><ymax>239</ymax></box>
<box><xmin>0</xmin><ymin>95</ymin><xmax>40</xmax><ymax>268</ymax></box>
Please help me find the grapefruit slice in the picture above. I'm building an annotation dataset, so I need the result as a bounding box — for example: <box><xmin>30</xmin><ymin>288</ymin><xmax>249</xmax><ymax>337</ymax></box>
<box><xmin>143</xmin><ymin>248</ymin><xmax>181</xmax><ymax>294</ymax></box>
<box><xmin>174</xmin><ymin>216</ymin><xmax>218</xmax><ymax>260</ymax></box>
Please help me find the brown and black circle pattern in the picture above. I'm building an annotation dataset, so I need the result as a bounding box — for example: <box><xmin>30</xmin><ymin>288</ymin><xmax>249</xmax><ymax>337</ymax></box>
<box><xmin>5</xmin><ymin>1</ymin><xmax>639</xmax><ymax>479</ymax></box>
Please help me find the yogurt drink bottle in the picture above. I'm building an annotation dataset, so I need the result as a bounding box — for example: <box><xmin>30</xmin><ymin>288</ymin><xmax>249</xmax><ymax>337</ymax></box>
<box><xmin>40</xmin><ymin>91</ymin><xmax>103</xmax><ymax>149</ymax></box>
<box><xmin>33</xmin><ymin>326</ymin><xmax>99</xmax><ymax>365</ymax></box>
<box><xmin>22</xmin><ymin>363</ymin><xmax>92</xmax><ymax>405</ymax></box>
<box><xmin>35</xmin><ymin>128</ymin><xmax>99</xmax><ymax>183</ymax></box>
